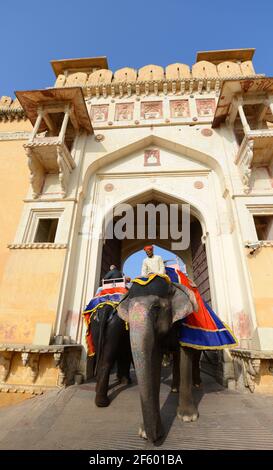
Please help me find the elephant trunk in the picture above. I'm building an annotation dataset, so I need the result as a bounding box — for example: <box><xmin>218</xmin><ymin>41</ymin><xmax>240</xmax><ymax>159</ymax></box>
<box><xmin>129</xmin><ymin>302</ymin><xmax>164</xmax><ymax>443</ymax></box>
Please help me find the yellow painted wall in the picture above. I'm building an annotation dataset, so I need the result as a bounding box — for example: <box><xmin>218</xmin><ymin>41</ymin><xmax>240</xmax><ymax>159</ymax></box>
<box><xmin>0</xmin><ymin>119</ymin><xmax>66</xmax><ymax>344</ymax></box>
<box><xmin>0</xmin><ymin>249</ymin><xmax>66</xmax><ymax>343</ymax></box>
<box><xmin>0</xmin><ymin>119</ymin><xmax>32</xmax><ymax>133</ymax></box>
<box><xmin>246</xmin><ymin>247</ymin><xmax>273</xmax><ymax>327</ymax></box>
<box><xmin>0</xmin><ymin>120</ymin><xmax>31</xmax><ymax>286</ymax></box>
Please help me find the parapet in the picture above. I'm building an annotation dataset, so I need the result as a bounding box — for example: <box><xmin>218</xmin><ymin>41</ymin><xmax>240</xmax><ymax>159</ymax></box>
<box><xmin>0</xmin><ymin>96</ymin><xmax>25</xmax><ymax>121</ymax></box>
<box><xmin>51</xmin><ymin>49</ymin><xmax>258</xmax><ymax>94</ymax></box>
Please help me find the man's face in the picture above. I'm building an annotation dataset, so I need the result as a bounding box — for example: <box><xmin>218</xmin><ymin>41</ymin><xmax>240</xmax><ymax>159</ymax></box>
<box><xmin>146</xmin><ymin>249</ymin><xmax>153</xmax><ymax>257</ymax></box>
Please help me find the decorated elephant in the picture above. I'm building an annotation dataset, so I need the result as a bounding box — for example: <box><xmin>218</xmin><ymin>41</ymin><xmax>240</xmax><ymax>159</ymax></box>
<box><xmin>117</xmin><ymin>272</ymin><xmax>237</xmax><ymax>443</ymax></box>
<box><xmin>117</xmin><ymin>274</ymin><xmax>199</xmax><ymax>443</ymax></box>
<box><xmin>83</xmin><ymin>287</ymin><xmax>132</xmax><ymax>407</ymax></box>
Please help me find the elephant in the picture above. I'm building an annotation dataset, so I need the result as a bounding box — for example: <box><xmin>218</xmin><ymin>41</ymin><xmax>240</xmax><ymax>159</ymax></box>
<box><xmin>90</xmin><ymin>303</ymin><xmax>132</xmax><ymax>407</ymax></box>
<box><xmin>117</xmin><ymin>275</ymin><xmax>199</xmax><ymax>443</ymax></box>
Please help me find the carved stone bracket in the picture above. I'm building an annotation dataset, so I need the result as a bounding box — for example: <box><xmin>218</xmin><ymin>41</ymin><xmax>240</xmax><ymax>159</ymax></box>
<box><xmin>53</xmin><ymin>352</ymin><xmax>62</xmax><ymax>367</ymax></box>
<box><xmin>24</xmin><ymin>140</ymin><xmax>76</xmax><ymax>199</ymax></box>
<box><xmin>242</xmin><ymin>139</ymin><xmax>254</xmax><ymax>194</ymax></box>
<box><xmin>21</xmin><ymin>352</ymin><xmax>40</xmax><ymax>383</ymax></box>
<box><xmin>230</xmin><ymin>349</ymin><xmax>272</xmax><ymax>393</ymax></box>
<box><xmin>235</xmin><ymin>128</ymin><xmax>273</xmax><ymax>194</ymax></box>
<box><xmin>54</xmin><ymin>352</ymin><xmax>67</xmax><ymax>387</ymax></box>
<box><xmin>0</xmin><ymin>352</ymin><xmax>13</xmax><ymax>382</ymax></box>
<box><xmin>235</xmin><ymin>138</ymin><xmax>254</xmax><ymax>194</ymax></box>
<box><xmin>241</xmin><ymin>357</ymin><xmax>261</xmax><ymax>392</ymax></box>
<box><xmin>21</xmin><ymin>352</ymin><xmax>30</xmax><ymax>366</ymax></box>
<box><xmin>26</xmin><ymin>147</ymin><xmax>45</xmax><ymax>199</ymax></box>
<box><xmin>57</xmin><ymin>145</ymin><xmax>71</xmax><ymax>197</ymax></box>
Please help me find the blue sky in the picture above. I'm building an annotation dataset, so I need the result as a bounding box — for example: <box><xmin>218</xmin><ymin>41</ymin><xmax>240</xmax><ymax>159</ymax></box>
<box><xmin>1</xmin><ymin>0</ymin><xmax>273</xmax><ymax>97</ymax></box>
<box><xmin>1</xmin><ymin>1</ymin><xmax>271</xmax><ymax>278</ymax></box>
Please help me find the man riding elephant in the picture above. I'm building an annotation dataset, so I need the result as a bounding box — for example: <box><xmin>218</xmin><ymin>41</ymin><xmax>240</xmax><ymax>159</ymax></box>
<box><xmin>141</xmin><ymin>245</ymin><xmax>166</xmax><ymax>277</ymax></box>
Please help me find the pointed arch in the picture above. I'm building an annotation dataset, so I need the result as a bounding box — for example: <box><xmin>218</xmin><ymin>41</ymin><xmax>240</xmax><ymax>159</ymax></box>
<box><xmin>81</xmin><ymin>134</ymin><xmax>226</xmax><ymax>198</ymax></box>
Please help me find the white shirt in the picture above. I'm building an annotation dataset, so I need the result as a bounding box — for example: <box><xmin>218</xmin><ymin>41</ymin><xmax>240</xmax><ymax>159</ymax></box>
<box><xmin>141</xmin><ymin>255</ymin><xmax>166</xmax><ymax>277</ymax></box>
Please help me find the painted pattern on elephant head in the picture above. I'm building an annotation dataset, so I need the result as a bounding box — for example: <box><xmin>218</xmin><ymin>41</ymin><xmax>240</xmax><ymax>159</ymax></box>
<box><xmin>117</xmin><ymin>282</ymin><xmax>197</xmax><ymax>325</ymax></box>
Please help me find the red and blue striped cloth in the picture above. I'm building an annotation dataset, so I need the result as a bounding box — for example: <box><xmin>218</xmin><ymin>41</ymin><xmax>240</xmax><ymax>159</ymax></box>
<box><xmin>82</xmin><ymin>287</ymin><xmax>128</xmax><ymax>356</ymax></box>
<box><xmin>165</xmin><ymin>267</ymin><xmax>238</xmax><ymax>350</ymax></box>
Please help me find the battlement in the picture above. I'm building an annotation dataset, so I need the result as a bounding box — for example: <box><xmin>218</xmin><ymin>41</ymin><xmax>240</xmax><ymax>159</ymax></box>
<box><xmin>0</xmin><ymin>96</ymin><xmax>24</xmax><ymax>121</ymax></box>
<box><xmin>52</xmin><ymin>48</ymin><xmax>258</xmax><ymax>96</ymax></box>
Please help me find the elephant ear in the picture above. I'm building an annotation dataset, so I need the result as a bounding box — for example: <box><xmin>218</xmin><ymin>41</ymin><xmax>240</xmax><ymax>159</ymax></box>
<box><xmin>116</xmin><ymin>292</ymin><xmax>130</xmax><ymax>322</ymax></box>
<box><xmin>170</xmin><ymin>282</ymin><xmax>198</xmax><ymax>323</ymax></box>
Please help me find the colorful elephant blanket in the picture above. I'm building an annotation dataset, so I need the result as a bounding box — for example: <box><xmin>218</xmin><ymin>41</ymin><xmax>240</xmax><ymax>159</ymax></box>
<box><xmin>83</xmin><ymin>269</ymin><xmax>237</xmax><ymax>355</ymax></box>
<box><xmin>83</xmin><ymin>286</ymin><xmax>128</xmax><ymax>356</ymax></box>
<box><xmin>165</xmin><ymin>267</ymin><xmax>238</xmax><ymax>350</ymax></box>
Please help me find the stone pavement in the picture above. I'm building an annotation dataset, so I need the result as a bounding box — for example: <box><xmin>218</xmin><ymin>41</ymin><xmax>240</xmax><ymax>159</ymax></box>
<box><xmin>1</xmin><ymin>368</ymin><xmax>273</xmax><ymax>450</ymax></box>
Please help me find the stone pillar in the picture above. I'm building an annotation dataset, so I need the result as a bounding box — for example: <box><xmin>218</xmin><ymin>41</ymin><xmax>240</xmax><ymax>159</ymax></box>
<box><xmin>238</xmin><ymin>102</ymin><xmax>250</xmax><ymax>134</ymax></box>
<box><xmin>59</xmin><ymin>105</ymin><xmax>70</xmax><ymax>142</ymax></box>
<box><xmin>29</xmin><ymin>108</ymin><xmax>44</xmax><ymax>142</ymax></box>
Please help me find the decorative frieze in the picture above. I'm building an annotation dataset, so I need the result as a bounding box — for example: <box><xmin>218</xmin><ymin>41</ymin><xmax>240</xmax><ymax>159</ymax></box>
<box><xmin>170</xmin><ymin>99</ymin><xmax>190</xmax><ymax>118</ymax></box>
<box><xmin>140</xmin><ymin>101</ymin><xmax>163</xmax><ymax>120</ymax></box>
<box><xmin>115</xmin><ymin>102</ymin><xmax>134</xmax><ymax>121</ymax></box>
<box><xmin>90</xmin><ymin>95</ymin><xmax>220</xmax><ymax>129</ymax></box>
<box><xmin>8</xmin><ymin>243</ymin><xmax>67</xmax><ymax>249</ymax></box>
<box><xmin>196</xmin><ymin>98</ymin><xmax>216</xmax><ymax>117</ymax></box>
<box><xmin>91</xmin><ymin>104</ymin><xmax>109</xmax><ymax>122</ymax></box>
<box><xmin>144</xmin><ymin>149</ymin><xmax>160</xmax><ymax>166</ymax></box>
<box><xmin>0</xmin><ymin>131</ymin><xmax>31</xmax><ymax>141</ymax></box>
<box><xmin>83</xmin><ymin>77</ymin><xmax>260</xmax><ymax>100</ymax></box>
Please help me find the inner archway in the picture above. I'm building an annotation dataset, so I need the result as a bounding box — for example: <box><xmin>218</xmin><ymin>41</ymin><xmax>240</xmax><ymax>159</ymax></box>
<box><xmin>99</xmin><ymin>190</ymin><xmax>211</xmax><ymax>305</ymax></box>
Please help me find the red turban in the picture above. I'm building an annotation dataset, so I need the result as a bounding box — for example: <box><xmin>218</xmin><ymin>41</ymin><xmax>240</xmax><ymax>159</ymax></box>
<box><xmin>144</xmin><ymin>245</ymin><xmax>153</xmax><ymax>251</ymax></box>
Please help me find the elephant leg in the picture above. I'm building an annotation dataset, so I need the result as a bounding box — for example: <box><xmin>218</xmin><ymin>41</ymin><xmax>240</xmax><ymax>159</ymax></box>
<box><xmin>95</xmin><ymin>314</ymin><xmax>125</xmax><ymax>407</ymax></box>
<box><xmin>171</xmin><ymin>351</ymin><xmax>180</xmax><ymax>392</ymax></box>
<box><xmin>177</xmin><ymin>347</ymin><xmax>199</xmax><ymax>422</ymax></box>
<box><xmin>95</xmin><ymin>347</ymin><xmax>116</xmax><ymax>407</ymax></box>
<box><xmin>117</xmin><ymin>332</ymin><xmax>132</xmax><ymax>385</ymax></box>
<box><xmin>192</xmin><ymin>349</ymin><xmax>202</xmax><ymax>387</ymax></box>
<box><xmin>95</xmin><ymin>328</ymin><xmax>122</xmax><ymax>407</ymax></box>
